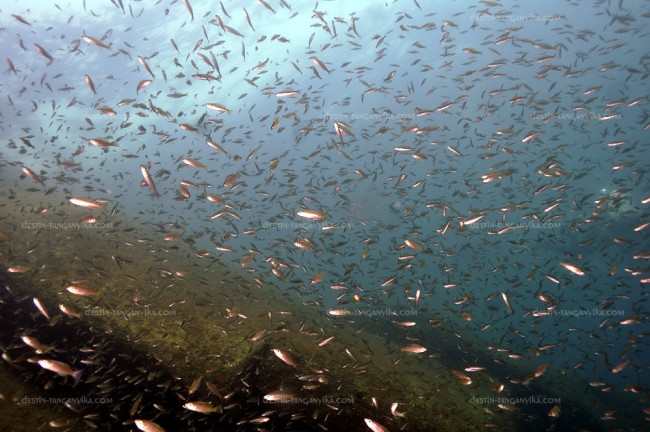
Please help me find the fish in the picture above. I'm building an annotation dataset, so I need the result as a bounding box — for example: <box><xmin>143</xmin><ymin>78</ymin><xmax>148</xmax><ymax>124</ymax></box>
<box><xmin>364</xmin><ymin>418</ymin><xmax>390</xmax><ymax>432</ymax></box>
<box><xmin>137</xmin><ymin>55</ymin><xmax>155</xmax><ymax>78</ymax></box>
<box><xmin>328</xmin><ymin>309</ymin><xmax>352</xmax><ymax>316</ymax></box>
<box><xmin>401</xmin><ymin>344</ymin><xmax>427</xmax><ymax>354</ymax></box>
<box><xmin>263</xmin><ymin>391</ymin><xmax>294</xmax><ymax>402</ymax></box>
<box><xmin>311</xmin><ymin>56</ymin><xmax>330</xmax><ymax>74</ymax></box>
<box><xmin>136</xmin><ymin>79</ymin><xmax>153</xmax><ymax>93</ymax></box>
<box><xmin>69</xmin><ymin>197</ymin><xmax>106</xmax><ymax>209</ymax></box>
<box><xmin>181</xmin><ymin>158</ymin><xmax>206</xmax><ymax>169</ymax></box>
<box><xmin>297</xmin><ymin>209</ymin><xmax>326</xmax><ymax>221</ymax></box>
<box><xmin>243</xmin><ymin>8</ymin><xmax>255</xmax><ymax>30</ymax></box>
<box><xmin>140</xmin><ymin>165</ymin><xmax>160</xmax><ymax>197</ymax></box>
<box><xmin>20</xmin><ymin>335</ymin><xmax>53</xmax><ymax>354</ymax></box>
<box><xmin>559</xmin><ymin>261</ymin><xmax>586</xmax><ymax>276</ymax></box>
<box><xmin>134</xmin><ymin>419</ymin><xmax>166</xmax><ymax>432</ymax></box>
<box><xmin>59</xmin><ymin>303</ymin><xmax>81</xmax><ymax>318</ymax></box>
<box><xmin>2</xmin><ymin>2</ymin><xmax>648</xmax><ymax>429</ymax></box>
<box><xmin>611</xmin><ymin>359</ymin><xmax>630</xmax><ymax>373</ymax></box>
<box><xmin>501</xmin><ymin>292</ymin><xmax>513</xmax><ymax>314</ymax></box>
<box><xmin>33</xmin><ymin>297</ymin><xmax>51</xmax><ymax>320</ymax></box>
<box><xmin>11</xmin><ymin>14</ymin><xmax>31</xmax><ymax>26</ymax></box>
<box><xmin>318</xmin><ymin>336</ymin><xmax>335</xmax><ymax>347</ymax></box>
<box><xmin>390</xmin><ymin>402</ymin><xmax>405</xmax><ymax>418</ymax></box>
<box><xmin>21</xmin><ymin>166</ymin><xmax>44</xmax><ymax>186</ymax></box>
<box><xmin>182</xmin><ymin>401</ymin><xmax>222</xmax><ymax>413</ymax></box>
<box><xmin>82</xmin><ymin>35</ymin><xmax>111</xmax><ymax>50</ymax></box>
<box><xmin>404</xmin><ymin>239</ymin><xmax>423</xmax><ymax>250</ymax></box>
<box><xmin>548</xmin><ymin>405</ymin><xmax>561</xmax><ymax>418</ymax></box>
<box><xmin>257</xmin><ymin>0</ymin><xmax>276</xmax><ymax>14</ymax></box>
<box><xmin>87</xmin><ymin>138</ymin><xmax>117</xmax><ymax>148</ymax></box>
<box><xmin>84</xmin><ymin>74</ymin><xmax>96</xmax><ymax>94</ymax></box>
<box><xmin>272</xmin><ymin>348</ymin><xmax>298</xmax><ymax>368</ymax></box>
<box><xmin>37</xmin><ymin>359</ymin><xmax>82</xmax><ymax>383</ymax></box>
<box><xmin>33</xmin><ymin>43</ymin><xmax>54</xmax><ymax>64</ymax></box>
<box><xmin>181</xmin><ymin>0</ymin><xmax>194</xmax><ymax>21</ymax></box>
<box><xmin>65</xmin><ymin>284</ymin><xmax>99</xmax><ymax>297</ymax></box>
<box><xmin>522</xmin><ymin>131</ymin><xmax>541</xmax><ymax>143</ymax></box>
<box><xmin>206</xmin><ymin>103</ymin><xmax>231</xmax><ymax>113</ymax></box>
<box><xmin>206</xmin><ymin>140</ymin><xmax>227</xmax><ymax>154</ymax></box>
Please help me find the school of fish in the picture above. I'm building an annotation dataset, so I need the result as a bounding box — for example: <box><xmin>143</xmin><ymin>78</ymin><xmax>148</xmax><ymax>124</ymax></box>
<box><xmin>0</xmin><ymin>0</ymin><xmax>649</xmax><ymax>431</ymax></box>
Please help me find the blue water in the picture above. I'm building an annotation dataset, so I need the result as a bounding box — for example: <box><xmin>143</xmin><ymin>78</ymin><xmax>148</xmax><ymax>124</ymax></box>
<box><xmin>1</xmin><ymin>0</ymin><xmax>648</xmax><ymax>430</ymax></box>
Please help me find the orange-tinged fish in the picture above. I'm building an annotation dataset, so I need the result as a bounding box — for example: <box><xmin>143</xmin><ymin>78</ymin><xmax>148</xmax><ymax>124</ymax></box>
<box><xmin>181</xmin><ymin>0</ymin><xmax>194</xmax><ymax>21</ymax></box>
<box><xmin>20</xmin><ymin>335</ymin><xmax>53</xmax><ymax>354</ymax></box>
<box><xmin>272</xmin><ymin>348</ymin><xmax>298</xmax><ymax>368</ymax></box>
<box><xmin>87</xmin><ymin>138</ymin><xmax>117</xmax><ymax>148</ymax></box>
<box><xmin>333</xmin><ymin>120</ymin><xmax>352</xmax><ymax>143</ymax></box>
<box><xmin>310</xmin><ymin>271</ymin><xmax>323</xmax><ymax>284</ymax></box>
<box><xmin>311</xmin><ymin>56</ymin><xmax>330</xmax><ymax>74</ymax></box>
<box><xmin>183</xmin><ymin>401</ymin><xmax>221</xmax><ymax>413</ymax></box>
<box><xmin>164</xmin><ymin>233</ymin><xmax>183</xmax><ymax>241</ymax></box>
<box><xmin>96</xmin><ymin>106</ymin><xmax>116</xmax><ymax>116</ymax></box>
<box><xmin>460</xmin><ymin>214</ymin><xmax>485</xmax><ymax>226</ymax></box>
<box><xmin>69</xmin><ymin>197</ymin><xmax>106</xmax><ymax>209</ymax></box>
<box><xmin>59</xmin><ymin>303</ymin><xmax>80</xmax><ymax>318</ymax></box>
<box><xmin>206</xmin><ymin>140</ymin><xmax>227</xmax><ymax>154</ymax></box>
<box><xmin>137</xmin><ymin>55</ymin><xmax>155</xmax><ymax>78</ymax></box>
<box><xmin>135</xmin><ymin>419</ymin><xmax>166</xmax><ymax>432</ymax></box>
<box><xmin>559</xmin><ymin>261</ymin><xmax>585</xmax><ymax>276</ymax></box>
<box><xmin>206</xmin><ymin>103</ymin><xmax>231</xmax><ymax>113</ymax></box>
<box><xmin>394</xmin><ymin>321</ymin><xmax>416</xmax><ymax>327</ymax></box>
<box><xmin>390</xmin><ymin>402</ymin><xmax>405</xmax><ymax>418</ymax></box>
<box><xmin>401</xmin><ymin>343</ymin><xmax>427</xmax><ymax>354</ymax></box>
<box><xmin>435</xmin><ymin>101</ymin><xmax>454</xmax><ymax>111</ymax></box>
<box><xmin>136</xmin><ymin>79</ymin><xmax>153</xmax><ymax>93</ymax></box>
<box><xmin>263</xmin><ymin>391</ymin><xmax>294</xmax><ymax>402</ymax></box>
<box><xmin>223</xmin><ymin>173</ymin><xmax>238</xmax><ymax>187</ymax></box>
<box><xmin>7</xmin><ymin>265</ymin><xmax>29</xmax><ymax>273</ymax></box>
<box><xmin>328</xmin><ymin>309</ymin><xmax>352</xmax><ymax>316</ymax></box>
<box><xmin>34</xmin><ymin>43</ymin><xmax>54</xmax><ymax>64</ymax></box>
<box><xmin>257</xmin><ymin>0</ymin><xmax>276</xmax><ymax>13</ymax></box>
<box><xmin>11</xmin><ymin>14</ymin><xmax>31</xmax><ymax>26</ymax></box>
<box><xmin>611</xmin><ymin>359</ymin><xmax>630</xmax><ymax>373</ymax></box>
<box><xmin>243</xmin><ymin>8</ymin><xmax>255</xmax><ymax>30</ymax></box>
<box><xmin>82</xmin><ymin>35</ymin><xmax>111</xmax><ymax>50</ymax></box>
<box><xmin>533</xmin><ymin>363</ymin><xmax>549</xmax><ymax>377</ymax></box>
<box><xmin>404</xmin><ymin>239</ymin><xmax>423</xmax><ymax>250</ymax></box>
<box><xmin>140</xmin><ymin>165</ymin><xmax>160</xmax><ymax>197</ymax></box>
<box><xmin>297</xmin><ymin>209</ymin><xmax>326</xmax><ymax>221</ymax></box>
<box><xmin>66</xmin><ymin>284</ymin><xmax>98</xmax><ymax>297</ymax></box>
<box><xmin>21</xmin><ymin>166</ymin><xmax>44</xmax><ymax>186</ymax></box>
<box><xmin>182</xmin><ymin>158</ymin><xmax>206</xmax><ymax>169</ymax></box>
<box><xmin>275</xmin><ymin>90</ymin><xmax>299</xmax><ymax>97</ymax></box>
<box><xmin>318</xmin><ymin>336</ymin><xmax>335</xmax><ymax>347</ymax></box>
<box><xmin>37</xmin><ymin>359</ymin><xmax>82</xmax><ymax>383</ymax></box>
<box><xmin>33</xmin><ymin>297</ymin><xmax>50</xmax><ymax>320</ymax></box>
<box><xmin>84</xmin><ymin>74</ymin><xmax>96</xmax><ymax>94</ymax></box>
<box><xmin>364</xmin><ymin>418</ymin><xmax>390</xmax><ymax>432</ymax></box>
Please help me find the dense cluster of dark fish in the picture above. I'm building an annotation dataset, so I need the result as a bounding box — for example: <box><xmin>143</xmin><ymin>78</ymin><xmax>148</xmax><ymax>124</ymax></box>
<box><xmin>0</xmin><ymin>0</ymin><xmax>649</xmax><ymax>430</ymax></box>
<box><xmin>1</xmin><ymin>274</ymin><xmax>386</xmax><ymax>431</ymax></box>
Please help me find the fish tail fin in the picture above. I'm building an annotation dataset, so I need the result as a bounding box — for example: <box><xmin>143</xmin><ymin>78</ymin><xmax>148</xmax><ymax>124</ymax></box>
<box><xmin>72</xmin><ymin>369</ymin><xmax>83</xmax><ymax>385</ymax></box>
